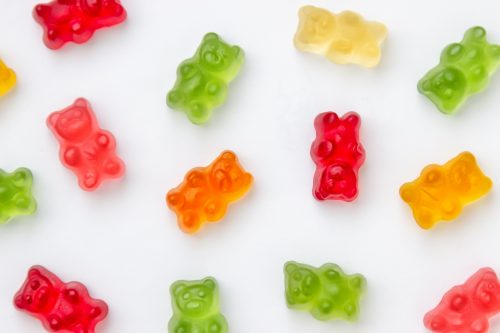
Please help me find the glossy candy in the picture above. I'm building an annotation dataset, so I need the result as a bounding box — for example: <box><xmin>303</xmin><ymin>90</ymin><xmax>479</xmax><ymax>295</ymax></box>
<box><xmin>0</xmin><ymin>168</ymin><xmax>36</xmax><ymax>224</ymax></box>
<box><xmin>400</xmin><ymin>152</ymin><xmax>492</xmax><ymax>229</ymax></box>
<box><xmin>311</xmin><ymin>112</ymin><xmax>365</xmax><ymax>201</ymax></box>
<box><xmin>47</xmin><ymin>98</ymin><xmax>125</xmax><ymax>191</ymax></box>
<box><xmin>284</xmin><ymin>261</ymin><xmax>366</xmax><ymax>322</ymax></box>
<box><xmin>167</xmin><ymin>33</ymin><xmax>245</xmax><ymax>125</ymax></box>
<box><xmin>166</xmin><ymin>151</ymin><xmax>252</xmax><ymax>234</ymax></box>
<box><xmin>33</xmin><ymin>0</ymin><xmax>127</xmax><ymax>50</ymax></box>
<box><xmin>424</xmin><ymin>267</ymin><xmax>500</xmax><ymax>333</ymax></box>
<box><xmin>0</xmin><ymin>59</ymin><xmax>16</xmax><ymax>97</ymax></box>
<box><xmin>418</xmin><ymin>26</ymin><xmax>500</xmax><ymax>114</ymax></box>
<box><xmin>168</xmin><ymin>277</ymin><xmax>228</xmax><ymax>333</ymax></box>
<box><xmin>294</xmin><ymin>6</ymin><xmax>387</xmax><ymax>68</ymax></box>
<box><xmin>14</xmin><ymin>265</ymin><xmax>108</xmax><ymax>333</ymax></box>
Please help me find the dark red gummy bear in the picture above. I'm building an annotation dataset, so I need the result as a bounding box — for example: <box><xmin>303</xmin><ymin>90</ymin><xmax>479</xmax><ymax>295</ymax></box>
<box><xmin>14</xmin><ymin>266</ymin><xmax>108</xmax><ymax>333</ymax></box>
<box><xmin>33</xmin><ymin>0</ymin><xmax>127</xmax><ymax>50</ymax></box>
<box><xmin>47</xmin><ymin>98</ymin><xmax>125</xmax><ymax>191</ymax></box>
<box><xmin>424</xmin><ymin>267</ymin><xmax>500</xmax><ymax>333</ymax></box>
<box><xmin>310</xmin><ymin>112</ymin><xmax>365</xmax><ymax>201</ymax></box>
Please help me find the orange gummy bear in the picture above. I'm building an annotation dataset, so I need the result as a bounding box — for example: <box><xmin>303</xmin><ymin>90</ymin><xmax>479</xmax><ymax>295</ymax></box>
<box><xmin>166</xmin><ymin>151</ymin><xmax>253</xmax><ymax>234</ymax></box>
<box><xmin>400</xmin><ymin>152</ymin><xmax>492</xmax><ymax>229</ymax></box>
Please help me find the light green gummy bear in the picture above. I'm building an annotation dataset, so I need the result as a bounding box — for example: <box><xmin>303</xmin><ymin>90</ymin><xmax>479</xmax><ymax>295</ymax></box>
<box><xmin>0</xmin><ymin>167</ymin><xmax>36</xmax><ymax>224</ymax></box>
<box><xmin>168</xmin><ymin>277</ymin><xmax>228</xmax><ymax>333</ymax></box>
<box><xmin>418</xmin><ymin>26</ymin><xmax>500</xmax><ymax>114</ymax></box>
<box><xmin>167</xmin><ymin>33</ymin><xmax>245</xmax><ymax>125</ymax></box>
<box><xmin>284</xmin><ymin>261</ymin><xmax>366</xmax><ymax>322</ymax></box>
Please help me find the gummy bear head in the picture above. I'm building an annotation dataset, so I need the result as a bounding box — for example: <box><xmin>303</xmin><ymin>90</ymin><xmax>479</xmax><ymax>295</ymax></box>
<box><xmin>80</xmin><ymin>0</ymin><xmax>126</xmax><ymax>18</ymax></box>
<box><xmin>198</xmin><ymin>33</ymin><xmax>243</xmax><ymax>74</ymax></box>
<box><xmin>284</xmin><ymin>262</ymin><xmax>321</xmax><ymax>306</ymax></box>
<box><xmin>473</xmin><ymin>268</ymin><xmax>500</xmax><ymax>312</ymax></box>
<box><xmin>171</xmin><ymin>278</ymin><xmax>217</xmax><ymax>318</ymax></box>
<box><xmin>448</xmin><ymin>152</ymin><xmax>492</xmax><ymax>195</ymax></box>
<box><xmin>295</xmin><ymin>6</ymin><xmax>336</xmax><ymax>46</ymax></box>
<box><xmin>14</xmin><ymin>266</ymin><xmax>56</xmax><ymax>313</ymax></box>
<box><xmin>418</xmin><ymin>66</ymin><xmax>467</xmax><ymax>114</ymax></box>
<box><xmin>209</xmin><ymin>151</ymin><xmax>253</xmax><ymax>196</ymax></box>
<box><xmin>48</xmin><ymin>98</ymin><xmax>95</xmax><ymax>143</ymax></box>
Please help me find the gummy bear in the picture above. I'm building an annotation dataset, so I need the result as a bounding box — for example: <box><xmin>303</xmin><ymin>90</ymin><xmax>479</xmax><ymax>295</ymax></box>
<box><xmin>310</xmin><ymin>112</ymin><xmax>365</xmax><ymax>201</ymax></box>
<box><xmin>294</xmin><ymin>6</ymin><xmax>387</xmax><ymax>68</ymax></box>
<box><xmin>418</xmin><ymin>26</ymin><xmax>500</xmax><ymax>114</ymax></box>
<box><xmin>166</xmin><ymin>151</ymin><xmax>253</xmax><ymax>234</ymax></box>
<box><xmin>284</xmin><ymin>261</ymin><xmax>366</xmax><ymax>322</ymax></box>
<box><xmin>33</xmin><ymin>0</ymin><xmax>127</xmax><ymax>50</ymax></box>
<box><xmin>0</xmin><ymin>58</ymin><xmax>16</xmax><ymax>97</ymax></box>
<box><xmin>0</xmin><ymin>168</ymin><xmax>36</xmax><ymax>224</ymax></box>
<box><xmin>14</xmin><ymin>265</ymin><xmax>108</xmax><ymax>333</ymax></box>
<box><xmin>168</xmin><ymin>277</ymin><xmax>228</xmax><ymax>333</ymax></box>
<box><xmin>166</xmin><ymin>33</ymin><xmax>245</xmax><ymax>125</ymax></box>
<box><xmin>47</xmin><ymin>98</ymin><xmax>125</xmax><ymax>191</ymax></box>
<box><xmin>400</xmin><ymin>152</ymin><xmax>492</xmax><ymax>230</ymax></box>
<box><xmin>424</xmin><ymin>267</ymin><xmax>500</xmax><ymax>333</ymax></box>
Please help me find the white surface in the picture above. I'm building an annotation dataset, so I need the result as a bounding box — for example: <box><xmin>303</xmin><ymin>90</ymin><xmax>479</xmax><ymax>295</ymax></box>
<box><xmin>1</xmin><ymin>0</ymin><xmax>500</xmax><ymax>332</ymax></box>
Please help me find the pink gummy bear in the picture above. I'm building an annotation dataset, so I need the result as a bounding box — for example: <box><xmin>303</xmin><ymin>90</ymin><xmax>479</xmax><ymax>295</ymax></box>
<box><xmin>14</xmin><ymin>266</ymin><xmax>108</xmax><ymax>333</ymax></box>
<box><xmin>33</xmin><ymin>0</ymin><xmax>127</xmax><ymax>50</ymax></box>
<box><xmin>310</xmin><ymin>112</ymin><xmax>366</xmax><ymax>201</ymax></box>
<box><xmin>47</xmin><ymin>98</ymin><xmax>125</xmax><ymax>191</ymax></box>
<box><xmin>424</xmin><ymin>267</ymin><xmax>500</xmax><ymax>333</ymax></box>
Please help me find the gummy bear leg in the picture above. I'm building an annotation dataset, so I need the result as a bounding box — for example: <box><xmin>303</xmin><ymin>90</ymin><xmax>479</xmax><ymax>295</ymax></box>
<box><xmin>167</xmin><ymin>89</ymin><xmax>185</xmax><ymax>109</ymax></box>
<box><xmin>46</xmin><ymin>314</ymin><xmax>63</xmax><ymax>331</ymax></box>
<box><xmin>72</xmin><ymin>325</ymin><xmax>89</xmax><ymax>333</ymax></box>
<box><xmin>205</xmin><ymin>316</ymin><xmax>227</xmax><ymax>333</ymax></box>
<box><xmin>79</xmin><ymin>170</ymin><xmax>100</xmax><ymax>191</ymax></box>
<box><xmin>13</xmin><ymin>192</ymin><xmax>36</xmax><ymax>214</ymax></box>
<box><xmin>470</xmin><ymin>317</ymin><xmax>489</xmax><ymax>333</ymax></box>
<box><xmin>103</xmin><ymin>158</ymin><xmax>125</xmax><ymax>177</ymax></box>
<box><xmin>187</xmin><ymin>102</ymin><xmax>212</xmax><ymax>125</ymax></box>
<box><xmin>204</xmin><ymin>199</ymin><xmax>227</xmax><ymax>222</ymax></box>
<box><xmin>179</xmin><ymin>211</ymin><xmax>202</xmax><ymax>233</ymax></box>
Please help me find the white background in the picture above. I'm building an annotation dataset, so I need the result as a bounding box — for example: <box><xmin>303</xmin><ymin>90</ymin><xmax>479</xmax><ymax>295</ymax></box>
<box><xmin>1</xmin><ymin>0</ymin><xmax>500</xmax><ymax>332</ymax></box>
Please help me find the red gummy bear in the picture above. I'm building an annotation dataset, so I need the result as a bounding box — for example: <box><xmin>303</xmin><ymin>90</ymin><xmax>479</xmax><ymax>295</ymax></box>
<box><xmin>14</xmin><ymin>266</ymin><xmax>108</xmax><ymax>333</ymax></box>
<box><xmin>47</xmin><ymin>98</ymin><xmax>125</xmax><ymax>191</ymax></box>
<box><xmin>33</xmin><ymin>0</ymin><xmax>127</xmax><ymax>50</ymax></box>
<box><xmin>310</xmin><ymin>112</ymin><xmax>365</xmax><ymax>201</ymax></box>
<box><xmin>424</xmin><ymin>268</ymin><xmax>500</xmax><ymax>333</ymax></box>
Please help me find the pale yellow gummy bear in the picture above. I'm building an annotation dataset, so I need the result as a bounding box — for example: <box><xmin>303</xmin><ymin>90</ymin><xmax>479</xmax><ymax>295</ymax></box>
<box><xmin>294</xmin><ymin>6</ymin><xmax>387</xmax><ymax>68</ymax></box>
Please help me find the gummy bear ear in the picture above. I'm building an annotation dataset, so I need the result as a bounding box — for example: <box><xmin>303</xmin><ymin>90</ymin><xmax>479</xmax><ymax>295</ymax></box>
<box><xmin>171</xmin><ymin>282</ymin><xmax>187</xmax><ymax>296</ymax></box>
<box><xmin>28</xmin><ymin>267</ymin><xmax>41</xmax><ymax>278</ymax></box>
<box><xmin>204</xmin><ymin>33</ymin><xmax>219</xmax><ymax>41</ymax></box>
<box><xmin>464</xmin><ymin>26</ymin><xmax>486</xmax><ymax>42</ymax></box>
<box><xmin>47</xmin><ymin>112</ymin><xmax>60</xmax><ymax>128</ymax></box>
<box><xmin>285</xmin><ymin>262</ymin><xmax>298</xmax><ymax>275</ymax></box>
<box><xmin>74</xmin><ymin>98</ymin><xmax>89</xmax><ymax>108</ymax></box>
<box><xmin>458</xmin><ymin>152</ymin><xmax>475</xmax><ymax>164</ymax></box>
<box><xmin>203</xmin><ymin>278</ymin><xmax>216</xmax><ymax>291</ymax></box>
<box><xmin>221</xmin><ymin>151</ymin><xmax>236</xmax><ymax>161</ymax></box>
<box><xmin>232</xmin><ymin>45</ymin><xmax>242</xmax><ymax>56</ymax></box>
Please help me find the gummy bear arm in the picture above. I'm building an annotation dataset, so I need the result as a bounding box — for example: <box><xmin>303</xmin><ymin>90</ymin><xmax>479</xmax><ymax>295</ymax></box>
<box><xmin>94</xmin><ymin>130</ymin><xmax>116</xmax><ymax>149</ymax></box>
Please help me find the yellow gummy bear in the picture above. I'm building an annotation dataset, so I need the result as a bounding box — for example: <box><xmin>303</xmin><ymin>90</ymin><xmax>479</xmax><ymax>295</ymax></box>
<box><xmin>0</xmin><ymin>59</ymin><xmax>16</xmax><ymax>97</ymax></box>
<box><xmin>294</xmin><ymin>6</ymin><xmax>387</xmax><ymax>68</ymax></box>
<box><xmin>400</xmin><ymin>152</ymin><xmax>492</xmax><ymax>230</ymax></box>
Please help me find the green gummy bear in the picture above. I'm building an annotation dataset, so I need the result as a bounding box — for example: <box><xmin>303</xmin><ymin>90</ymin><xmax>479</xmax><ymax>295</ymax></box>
<box><xmin>284</xmin><ymin>261</ymin><xmax>366</xmax><ymax>322</ymax></box>
<box><xmin>168</xmin><ymin>277</ymin><xmax>228</xmax><ymax>333</ymax></box>
<box><xmin>418</xmin><ymin>26</ymin><xmax>500</xmax><ymax>114</ymax></box>
<box><xmin>0</xmin><ymin>167</ymin><xmax>36</xmax><ymax>224</ymax></box>
<box><xmin>167</xmin><ymin>32</ymin><xmax>245</xmax><ymax>125</ymax></box>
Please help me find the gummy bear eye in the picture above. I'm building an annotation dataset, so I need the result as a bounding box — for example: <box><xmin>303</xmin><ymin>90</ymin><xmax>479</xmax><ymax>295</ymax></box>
<box><xmin>30</xmin><ymin>280</ymin><xmax>40</xmax><ymax>290</ymax></box>
<box><xmin>183</xmin><ymin>292</ymin><xmax>191</xmax><ymax>300</ymax></box>
<box><xmin>293</xmin><ymin>272</ymin><xmax>302</xmax><ymax>281</ymax></box>
<box><xmin>198</xmin><ymin>291</ymin><xmax>206</xmax><ymax>297</ymax></box>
